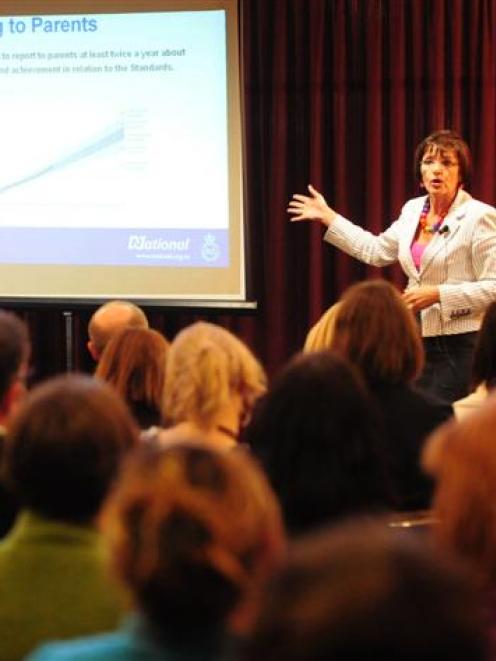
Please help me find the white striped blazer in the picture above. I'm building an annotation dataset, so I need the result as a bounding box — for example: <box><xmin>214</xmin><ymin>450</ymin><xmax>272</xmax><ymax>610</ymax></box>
<box><xmin>323</xmin><ymin>189</ymin><xmax>496</xmax><ymax>337</ymax></box>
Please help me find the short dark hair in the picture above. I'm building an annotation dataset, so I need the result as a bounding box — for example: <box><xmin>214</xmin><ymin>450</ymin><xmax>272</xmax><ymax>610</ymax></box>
<box><xmin>243</xmin><ymin>521</ymin><xmax>487</xmax><ymax>661</ymax></box>
<box><xmin>414</xmin><ymin>129</ymin><xmax>472</xmax><ymax>188</ymax></box>
<box><xmin>245</xmin><ymin>352</ymin><xmax>392</xmax><ymax>535</ymax></box>
<box><xmin>470</xmin><ymin>301</ymin><xmax>496</xmax><ymax>390</ymax></box>
<box><xmin>5</xmin><ymin>374</ymin><xmax>138</xmax><ymax>522</ymax></box>
<box><xmin>0</xmin><ymin>310</ymin><xmax>29</xmax><ymax>403</ymax></box>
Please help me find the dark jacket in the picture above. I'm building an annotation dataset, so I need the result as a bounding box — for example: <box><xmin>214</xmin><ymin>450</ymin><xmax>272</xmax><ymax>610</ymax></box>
<box><xmin>370</xmin><ymin>382</ymin><xmax>453</xmax><ymax>511</ymax></box>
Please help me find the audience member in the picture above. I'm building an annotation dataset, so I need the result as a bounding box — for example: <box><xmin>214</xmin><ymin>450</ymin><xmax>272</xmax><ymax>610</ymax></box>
<box><xmin>0</xmin><ymin>374</ymin><xmax>138</xmax><ymax>661</ymax></box>
<box><xmin>0</xmin><ymin>310</ymin><xmax>30</xmax><ymax>538</ymax></box>
<box><xmin>28</xmin><ymin>440</ymin><xmax>285</xmax><ymax>661</ymax></box>
<box><xmin>87</xmin><ymin>300</ymin><xmax>148</xmax><ymax>362</ymax></box>
<box><xmin>96</xmin><ymin>327</ymin><xmax>169</xmax><ymax>430</ymax></box>
<box><xmin>331</xmin><ymin>279</ymin><xmax>453</xmax><ymax>510</ymax></box>
<box><xmin>245</xmin><ymin>351</ymin><xmax>392</xmax><ymax>536</ymax></box>
<box><xmin>423</xmin><ymin>397</ymin><xmax>496</xmax><ymax>655</ymax></box>
<box><xmin>158</xmin><ymin>322</ymin><xmax>266</xmax><ymax>450</ymax></box>
<box><xmin>454</xmin><ymin>301</ymin><xmax>496</xmax><ymax>419</ymax></box>
<box><xmin>241</xmin><ymin>521</ymin><xmax>487</xmax><ymax>661</ymax></box>
<box><xmin>303</xmin><ymin>301</ymin><xmax>341</xmax><ymax>353</ymax></box>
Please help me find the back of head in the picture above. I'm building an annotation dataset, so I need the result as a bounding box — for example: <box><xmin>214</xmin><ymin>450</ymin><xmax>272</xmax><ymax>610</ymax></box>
<box><xmin>96</xmin><ymin>327</ymin><xmax>169</xmax><ymax>428</ymax></box>
<box><xmin>333</xmin><ymin>279</ymin><xmax>423</xmax><ymax>385</ymax></box>
<box><xmin>164</xmin><ymin>322</ymin><xmax>266</xmax><ymax>430</ymax></box>
<box><xmin>423</xmin><ymin>395</ymin><xmax>496</xmax><ymax>584</ymax></box>
<box><xmin>243</xmin><ymin>521</ymin><xmax>487</xmax><ymax>661</ymax></box>
<box><xmin>303</xmin><ymin>302</ymin><xmax>342</xmax><ymax>353</ymax></box>
<box><xmin>245</xmin><ymin>351</ymin><xmax>391</xmax><ymax>535</ymax></box>
<box><xmin>88</xmin><ymin>300</ymin><xmax>149</xmax><ymax>360</ymax></box>
<box><xmin>0</xmin><ymin>310</ymin><xmax>30</xmax><ymax>407</ymax></box>
<box><xmin>103</xmin><ymin>440</ymin><xmax>284</xmax><ymax>639</ymax></box>
<box><xmin>5</xmin><ymin>373</ymin><xmax>139</xmax><ymax>523</ymax></box>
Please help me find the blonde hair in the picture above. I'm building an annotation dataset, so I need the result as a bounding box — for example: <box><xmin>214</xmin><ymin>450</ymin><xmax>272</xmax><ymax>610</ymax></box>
<box><xmin>164</xmin><ymin>322</ymin><xmax>266</xmax><ymax>429</ymax></box>
<box><xmin>423</xmin><ymin>395</ymin><xmax>496</xmax><ymax>584</ymax></box>
<box><xmin>303</xmin><ymin>303</ymin><xmax>341</xmax><ymax>353</ymax></box>
<box><xmin>103</xmin><ymin>441</ymin><xmax>284</xmax><ymax>635</ymax></box>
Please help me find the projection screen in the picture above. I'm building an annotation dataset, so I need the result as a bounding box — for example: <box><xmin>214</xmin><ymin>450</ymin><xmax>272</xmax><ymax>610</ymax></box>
<box><xmin>0</xmin><ymin>0</ymin><xmax>251</xmax><ymax>307</ymax></box>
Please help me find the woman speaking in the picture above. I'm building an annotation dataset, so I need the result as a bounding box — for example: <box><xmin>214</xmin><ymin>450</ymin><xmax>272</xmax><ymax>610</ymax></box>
<box><xmin>288</xmin><ymin>130</ymin><xmax>496</xmax><ymax>403</ymax></box>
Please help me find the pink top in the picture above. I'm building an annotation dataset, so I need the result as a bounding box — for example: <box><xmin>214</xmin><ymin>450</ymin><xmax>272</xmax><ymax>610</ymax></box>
<box><xmin>411</xmin><ymin>241</ymin><xmax>427</xmax><ymax>271</ymax></box>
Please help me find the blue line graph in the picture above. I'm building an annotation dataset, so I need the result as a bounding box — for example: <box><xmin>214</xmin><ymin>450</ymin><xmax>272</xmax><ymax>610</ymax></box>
<box><xmin>0</xmin><ymin>121</ymin><xmax>125</xmax><ymax>195</ymax></box>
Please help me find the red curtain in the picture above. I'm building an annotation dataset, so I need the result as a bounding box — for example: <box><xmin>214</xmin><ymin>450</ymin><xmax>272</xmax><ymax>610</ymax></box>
<box><xmin>13</xmin><ymin>0</ymin><xmax>496</xmax><ymax>382</ymax></box>
<box><xmin>242</xmin><ymin>0</ymin><xmax>496</xmax><ymax>375</ymax></box>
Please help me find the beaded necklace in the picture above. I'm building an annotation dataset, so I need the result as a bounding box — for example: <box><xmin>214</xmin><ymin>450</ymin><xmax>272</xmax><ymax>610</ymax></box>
<box><xmin>419</xmin><ymin>196</ymin><xmax>455</xmax><ymax>234</ymax></box>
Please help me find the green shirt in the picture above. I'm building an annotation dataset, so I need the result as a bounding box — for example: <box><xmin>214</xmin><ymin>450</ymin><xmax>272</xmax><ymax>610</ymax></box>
<box><xmin>0</xmin><ymin>510</ymin><xmax>126</xmax><ymax>661</ymax></box>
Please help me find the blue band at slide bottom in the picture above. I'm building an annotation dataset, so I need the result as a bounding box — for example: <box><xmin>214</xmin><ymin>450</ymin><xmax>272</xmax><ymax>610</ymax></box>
<box><xmin>0</xmin><ymin>227</ymin><xmax>229</xmax><ymax>267</ymax></box>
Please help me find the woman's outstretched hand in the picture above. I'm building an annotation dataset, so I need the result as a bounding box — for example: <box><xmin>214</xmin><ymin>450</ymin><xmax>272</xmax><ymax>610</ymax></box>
<box><xmin>287</xmin><ymin>184</ymin><xmax>337</xmax><ymax>227</ymax></box>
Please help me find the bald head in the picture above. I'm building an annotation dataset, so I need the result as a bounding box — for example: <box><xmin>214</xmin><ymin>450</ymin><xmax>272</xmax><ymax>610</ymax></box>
<box><xmin>88</xmin><ymin>300</ymin><xmax>148</xmax><ymax>361</ymax></box>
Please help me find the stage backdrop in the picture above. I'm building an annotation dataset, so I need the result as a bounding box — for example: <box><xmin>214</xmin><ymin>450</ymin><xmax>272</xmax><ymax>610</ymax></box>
<box><xmin>11</xmin><ymin>0</ymin><xmax>496</xmax><ymax>382</ymax></box>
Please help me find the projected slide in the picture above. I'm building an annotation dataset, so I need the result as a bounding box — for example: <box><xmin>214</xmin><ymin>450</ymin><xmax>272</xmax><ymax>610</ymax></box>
<box><xmin>0</xmin><ymin>10</ymin><xmax>230</xmax><ymax>268</ymax></box>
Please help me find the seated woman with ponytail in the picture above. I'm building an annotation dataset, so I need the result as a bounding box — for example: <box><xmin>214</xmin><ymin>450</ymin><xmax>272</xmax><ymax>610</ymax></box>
<box><xmin>157</xmin><ymin>322</ymin><xmax>267</xmax><ymax>450</ymax></box>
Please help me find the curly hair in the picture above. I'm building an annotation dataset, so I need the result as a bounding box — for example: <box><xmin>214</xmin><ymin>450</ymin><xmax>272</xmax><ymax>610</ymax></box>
<box><xmin>164</xmin><ymin>322</ymin><xmax>266</xmax><ymax>430</ymax></box>
<box><xmin>102</xmin><ymin>441</ymin><xmax>284</xmax><ymax>638</ymax></box>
